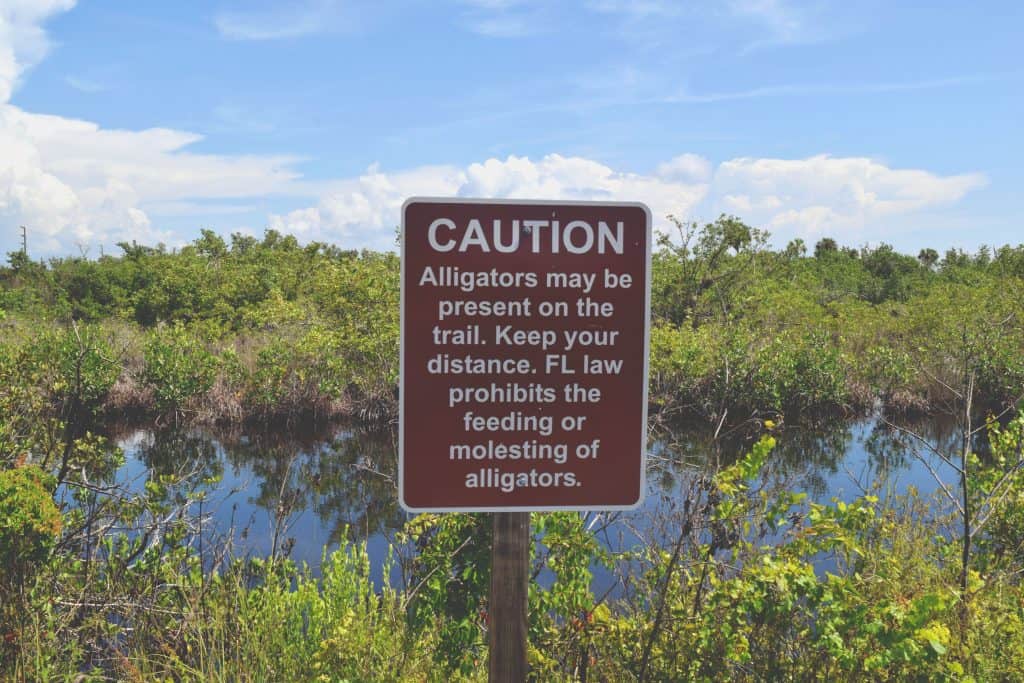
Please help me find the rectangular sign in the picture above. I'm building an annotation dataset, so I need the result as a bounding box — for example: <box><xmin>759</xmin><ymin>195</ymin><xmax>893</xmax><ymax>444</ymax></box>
<box><xmin>399</xmin><ymin>198</ymin><xmax>651</xmax><ymax>512</ymax></box>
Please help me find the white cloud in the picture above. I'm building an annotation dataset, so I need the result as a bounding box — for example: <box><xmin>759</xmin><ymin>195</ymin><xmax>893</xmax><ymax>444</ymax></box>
<box><xmin>0</xmin><ymin>104</ymin><xmax>306</xmax><ymax>253</ymax></box>
<box><xmin>2</xmin><ymin>117</ymin><xmax>989</xmax><ymax>254</ymax></box>
<box><xmin>585</xmin><ymin>0</ymin><xmax>681</xmax><ymax>18</ymax></box>
<box><xmin>269</xmin><ymin>154</ymin><xmax>712</xmax><ymax>250</ymax></box>
<box><xmin>455</xmin><ymin>0</ymin><xmax>550</xmax><ymax>38</ymax></box>
<box><xmin>64</xmin><ymin>75</ymin><xmax>106</xmax><ymax>93</ymax></box>
<box><xmin>0</xmin><ymin>0</ymin><xmax>306</xmax><ymax>254</ymax></box>
<box><xmin>660</xmin><ymin>75</ymin><xmax>996</xmax><ymax>104</ymax></box>
<box><xmin>712</xmin><ymin>154</ymin><xmax>988</xmax><ymax>241</ymax></box>
<box><xmin>656</xmin><ymin>154</ymin><xmax>713</xmax><ymax>183</ymax></box>
<box><xmin>729</xmin><ymin>0</ymin><xmax>805</xmax><ymax>43</ymax></box>
<box><xmin>458</xmin><ymin>0</ymin><xmax>527</xmax><ymax>8</ymax></box>
<box><xmin>0</xmin><ymin>0</ymin><xmax>76</xmax><ymax>102</ymax></box>
<box><xmin>210</xmin><ymin>103</ymin><xmax>276</xmax><ymax>133</ymax></box>
<box><xmin>267</xmin><ymin>153</ymin><xmax>988</xmax><ymax>252</ymax></box>
<box><xmin>269</xmin><ymin>164</ymin><xmax>466</xmax><ymax>250</ymax></box>
<box><xmin>463</xmin><ymin>15</ymin><xmax>534</xmax><ymax>37</ymax></box>
<box><xmin>213</xmin><ymin>0</ymin><xmax>349</xmax><ymax>41</ymax></box>
<box><xmin>727</xmin><ymin>0</ymin><xmax>843</xmax><ymax>53</ymax></box>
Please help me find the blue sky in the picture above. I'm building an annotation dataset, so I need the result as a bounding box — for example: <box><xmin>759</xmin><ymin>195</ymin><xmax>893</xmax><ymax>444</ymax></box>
<box><xmin>0</xmin><ymin>0</ymin><xmax>1020</xmax><ymax>256</ymax></box>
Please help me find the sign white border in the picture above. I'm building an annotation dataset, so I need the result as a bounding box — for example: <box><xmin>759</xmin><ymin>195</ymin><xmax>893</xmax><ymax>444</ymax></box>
<box><xmin>399</xmin><ymin>197</ymin><xmax>652</xmax><ymax>513</ymax></box>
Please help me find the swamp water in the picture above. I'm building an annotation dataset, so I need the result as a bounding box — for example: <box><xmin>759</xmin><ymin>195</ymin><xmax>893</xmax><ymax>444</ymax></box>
<box><xmin>106</xmin><ymin>415</ymin><xmax>964</xmax><ymax>589</ymax></box>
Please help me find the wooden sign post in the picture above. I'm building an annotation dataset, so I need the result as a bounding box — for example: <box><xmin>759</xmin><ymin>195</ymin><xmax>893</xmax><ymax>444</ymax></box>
<box><xmin>489</xmin><ymin>511</ymin><xmax>529</xmax><ymax>682</ymax></box>
<box><xmin>399</xmin><ymin>198</ymin><xmax>651</xmax><ymax>679</ymax></box>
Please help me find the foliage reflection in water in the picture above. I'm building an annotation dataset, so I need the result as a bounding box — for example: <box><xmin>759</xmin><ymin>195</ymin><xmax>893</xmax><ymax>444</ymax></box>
<box><xmin>109</xmin><ymin>415</ymin><xmax>965</xmax><ymax>586</ymax></box>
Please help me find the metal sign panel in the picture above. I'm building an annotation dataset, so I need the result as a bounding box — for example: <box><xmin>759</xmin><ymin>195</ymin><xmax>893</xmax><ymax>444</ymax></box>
<box><xmin>400</xmin><ymin>198</ymin><xmax>650</xmax><ymax>512</ymax></box>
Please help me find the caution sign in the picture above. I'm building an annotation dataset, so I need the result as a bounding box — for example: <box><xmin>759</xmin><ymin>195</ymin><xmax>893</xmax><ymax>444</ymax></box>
<box><xmin>400</xmin><ymin>198</ymin><xmax>651</xmax><ymax>511</ymax></box>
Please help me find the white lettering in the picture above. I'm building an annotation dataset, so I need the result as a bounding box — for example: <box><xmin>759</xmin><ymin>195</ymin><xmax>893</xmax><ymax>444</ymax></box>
<box><xmin>428</xmin><ymin>218</ymin><xmax>457</xmax><ymax>251</ymax></box>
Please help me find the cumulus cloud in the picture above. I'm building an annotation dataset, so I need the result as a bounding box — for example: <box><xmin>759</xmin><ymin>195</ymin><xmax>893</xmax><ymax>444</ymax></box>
<box><xmin>269</xmin><ymin>163</ymin><xmax>465</xmax><ymax>250</ymax></box>
<box><xmin>0</xmin><ymin>2</ymin><xmax>158</xmax><ymax>251</ymax></box>
<box><xmin>713</xmin><ymin>154</ymin><xmax>987</xmax><ymax>241</ymax></box>
<box><xmin>268</xmin><ymin>154</ymin><xmax>712</xmax><ymax>250</ymax></box>
<box><xmin>268</xmin><ymin>152</ymin><xmax>989</xmax><ymax>251</ymax></box>
<box><xmin>0</xmin><ymin>2</ymin><xmax>312</xmax><ymax>253</ymax></box>
<box><xmin>0</xmin><ymin>104</ymin><xmax>305</xmax><ymax>253</ymax></box>
<box><xmin>2</xmin><ymin>99</ymin><xmax>988</xmax><ymax>254</ymax></box>
<box><xmin>0</xmin><ymin>0</ymin><xmax>76</xmax><ymax>102</ymax></box>
<box><xmin>656</xmin><ymin>154</ymin><xmax>713</xmax><ymax>183</ymax></box>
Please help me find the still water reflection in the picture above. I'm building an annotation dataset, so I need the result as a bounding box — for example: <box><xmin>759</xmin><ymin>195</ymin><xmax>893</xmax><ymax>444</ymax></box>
<box><xmin>112</xmin><ymin>416</ymin><xmax>965</xmax><ymax>583</ymax></box>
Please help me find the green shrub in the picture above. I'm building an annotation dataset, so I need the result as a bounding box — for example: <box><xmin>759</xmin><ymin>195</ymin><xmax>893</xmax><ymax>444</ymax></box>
<box><xmin>142</xmin><ymin>322</ymin><xmax>218</xmax><ymax>415</ymax></box>
<box><xmin>1</xmin><ymin>465</ymin><xmax>61</xmax><ymax>672</ymax></box>
<box><xmin>0</xmin><ymin>466</ymin><xmax>60</xmax><ymax>580</ymax></box>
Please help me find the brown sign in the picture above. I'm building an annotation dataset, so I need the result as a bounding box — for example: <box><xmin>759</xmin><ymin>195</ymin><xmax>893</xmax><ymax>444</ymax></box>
<box><xmin>400</xmin><ymin>198</ymin><xmax>650</xmax><ymax>511</ymax></box>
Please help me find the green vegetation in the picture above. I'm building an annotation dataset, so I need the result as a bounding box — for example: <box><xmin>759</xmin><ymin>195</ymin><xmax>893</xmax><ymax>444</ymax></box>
<box><xmin>2</xmin><ymin>230</ymin><xmax>400</xmax><ymax>423</ymax></box>
<box><xmin>3</xmin><ymin>219</ymin><xmax>1022</xmax><ymax>425</ymax></box>
<box><xmin>3</xmin><ymin>218</ymin><xmax>1024</xmax><ymax>679</ymax></box>
<box><xmin>5</xmin><ymin>421</ymin><xmax>1024</xmax><ymax>680</ymax></box>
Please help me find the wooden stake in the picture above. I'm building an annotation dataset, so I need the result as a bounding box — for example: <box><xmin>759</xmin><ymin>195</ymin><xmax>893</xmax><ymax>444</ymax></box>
<box><xmin>489</xmin><ymin>511</ymin><xmax>530</xmax><ymax>682</ymax></box>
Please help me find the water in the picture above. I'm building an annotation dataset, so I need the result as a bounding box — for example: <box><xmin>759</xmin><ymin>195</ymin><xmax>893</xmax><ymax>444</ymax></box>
<box><xmin>112</xmin><ymin>421</ymin><xmax>403</xmax><ymax>581</ymax></box>
<box><xmin>107</xmin><ymin>415</ymin><xmax>967</xmax><ymax>585</ymax></box>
